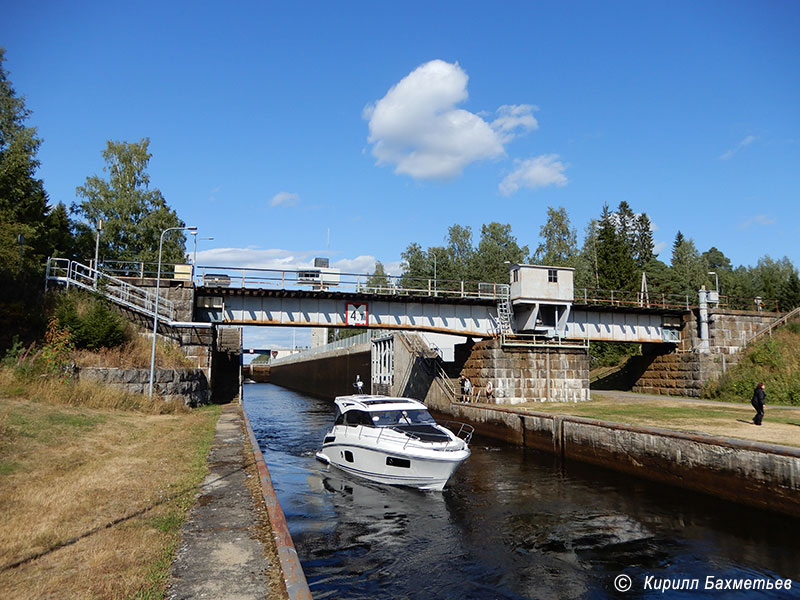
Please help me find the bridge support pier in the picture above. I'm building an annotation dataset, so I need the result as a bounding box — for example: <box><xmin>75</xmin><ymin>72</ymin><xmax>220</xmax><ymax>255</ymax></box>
<box><xmin>459</xmin><ymin>338</ymin><xmax>590</xmax><ymax>405</ymax></box>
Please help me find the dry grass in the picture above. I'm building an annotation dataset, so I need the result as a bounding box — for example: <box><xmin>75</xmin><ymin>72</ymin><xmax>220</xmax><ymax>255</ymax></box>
<box><xmin>74</xmin><ymin>334</ymin><xmax>192</xmax><ymax>370</ymax></box>
<box><xmin>0</xmin><ymin>367</ymin><xmax>191</xmax><ymax>415</ymax></box>
<box><xmin>0</xmin><ymin>392</ymin><xmax>220</xmax><ymax>599</ymax></box>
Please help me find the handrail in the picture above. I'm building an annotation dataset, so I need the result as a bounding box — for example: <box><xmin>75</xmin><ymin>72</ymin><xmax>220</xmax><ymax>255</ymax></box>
<box><xmin>195</xmin><ymin>264</ymin><xmax>511</xmax><ymax>300</ymax></box>
<box><xmin>746</xmin><ymin>306</ymin><xmax>800</xmax><ymax>345</ymax></box>
<box><xmin>45</xmin><ymin>258</ymin><xmax>175</xmax><ymax>322</ymax></box>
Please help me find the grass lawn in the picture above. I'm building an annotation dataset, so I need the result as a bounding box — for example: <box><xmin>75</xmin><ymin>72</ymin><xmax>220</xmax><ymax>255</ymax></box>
<box><xmin>0</xmin><ymin>392</ymin><xmax>221</xmax><ymax>599</ymax></box>
<box><xmin>509</xmin><ymin>391</ymin><xmax>800</xmax><ymax>448</ymax></box>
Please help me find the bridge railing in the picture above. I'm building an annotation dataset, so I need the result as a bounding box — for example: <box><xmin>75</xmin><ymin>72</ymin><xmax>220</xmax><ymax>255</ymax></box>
<box><xmin>573</xmin><ymin>288</ymin><xmax>779</xmax><ymax>312</ymax></box>
<box><xmin>194</xmin><ymin>265</ymin><xmax>511</xmax><ymax>300</ymax></box>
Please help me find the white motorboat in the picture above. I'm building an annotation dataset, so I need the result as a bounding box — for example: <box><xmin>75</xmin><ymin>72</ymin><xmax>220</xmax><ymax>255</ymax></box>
<box><xmin>315</xmin><ymin>394</ymin><xmax>473</xmax><ymax>491</ymax></box>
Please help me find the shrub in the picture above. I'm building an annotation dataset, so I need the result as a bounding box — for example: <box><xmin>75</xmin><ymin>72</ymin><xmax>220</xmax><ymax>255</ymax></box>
<box><xmin>52</xmin><ymin>290</ymin><xmax>129</xmax><ymax>350</ymax></box>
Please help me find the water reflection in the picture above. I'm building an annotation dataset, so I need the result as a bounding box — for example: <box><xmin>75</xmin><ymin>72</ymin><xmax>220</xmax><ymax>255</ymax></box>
<box><xmin>245</xmin><ymin>383</ymin><xmax>800</xmax><ymax>599</ymax></box>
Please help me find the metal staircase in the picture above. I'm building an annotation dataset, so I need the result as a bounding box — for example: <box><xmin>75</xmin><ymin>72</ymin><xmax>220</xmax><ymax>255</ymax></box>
<box><xmin>746</xmin><ymin>305</ymin><xmax>800</xmax><ymax>345</ymax></box>
<box><xmin>45</xmin><ymin>258</ymin><xmax>205</xmax><ymax>329</ymax></box>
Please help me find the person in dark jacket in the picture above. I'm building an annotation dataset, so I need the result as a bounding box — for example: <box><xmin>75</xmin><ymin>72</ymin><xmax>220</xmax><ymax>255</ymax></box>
<box><xmin>751</xmin><ymin>382</ymin><xmax>766</xmax><ymax>425</ymax></box>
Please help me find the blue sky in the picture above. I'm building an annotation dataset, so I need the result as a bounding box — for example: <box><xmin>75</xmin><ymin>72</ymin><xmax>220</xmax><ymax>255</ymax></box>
<box><xmin>3</xmin><ymin>1</ymin><xmax>799</xmax><ymax>349</ymax></box>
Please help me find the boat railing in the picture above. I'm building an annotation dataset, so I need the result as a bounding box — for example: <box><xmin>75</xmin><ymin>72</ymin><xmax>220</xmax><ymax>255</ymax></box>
<box><xmin>439</xmin><ymin>421</ymin><xmax>475</xmax><ymax>446</ymax></box>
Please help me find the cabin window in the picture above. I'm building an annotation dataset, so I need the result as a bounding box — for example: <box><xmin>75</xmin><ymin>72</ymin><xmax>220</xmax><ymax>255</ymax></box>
<box><xmin>386</xmin><ymin>457</ymin><xmax>410</xmax><ymax>468</ymax></box>
<box><xmin>344</xmin><ymin>451</ymin><xmax>354</xmax><ymax>463</ymax></box>
<box><xmin>334</xmin><ymin>414</ymin><xmax>345</xmax><ymax>426</ymax></box>
<box><xmin>512</xmin><ymin>269</ymin><xmax>519</xmax><ymax>283</ymax></box>
<box><xmin>345</xmin><ymin>411</ymin><xmax>373</xmax><ymax>426</ymax></box>
<box><xmin>548</xmin><ymin>269</ymin><xmax>558</xmax><ymax>283</ymax></box>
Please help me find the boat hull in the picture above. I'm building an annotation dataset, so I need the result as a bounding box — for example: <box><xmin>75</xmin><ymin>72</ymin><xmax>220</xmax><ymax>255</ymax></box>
<box><xmin>317</xmin><ymin>442</ymin><xmax>469</xmax><ymax>491</ymax></box>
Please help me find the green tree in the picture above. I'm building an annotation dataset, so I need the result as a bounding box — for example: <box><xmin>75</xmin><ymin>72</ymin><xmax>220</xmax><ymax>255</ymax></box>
<box><xmin>702</xmin><ymin>246</ymin><xmax>732</xmax><ymax>272</ymax></box>
<box><xmin>778</xmin><ymin>271</ymin><xmax>800</xmax><ymax>311</ymax></box>
<box><xmin>364</xmin><ymin>260</ymin><xmax>390</xmax><ymax>292</ymax></box>
<box><xmin>73</xmin><ymin>138</ymin><xmax>186</xmax><ymax>266</ymax></box>
<box><xmin>0</xmin><ymin>48</ymin><xmax>49</xmax><ymax>278</ymax></box>
<box><xmin>669</xmin><ymin>231</ymin><xmax>706</xmax><ymax>297</ymax></box>
<box><xmin>533</xmin><ymin>206</ymin><xmax>577</xmax><ymax>267</ymax></box>
<box><xmin>470</xmin><ymin>222</ymin><xmax>529</xmax><ymax>283</ymax></box>
<box><xmin>574</xmin><ymin>219</ymin><xmax>600</xmax><ymax>289</ymax></box>
<box><xmin>633</xmin><ymin>213</ymin><xmax>656</xmax><ymax>268</ymax></box>
<box><xmin>596</xmin><ymin>204</ymin><xmax>635</xmax><ymax>290</ymax></box>
<box><xmin>445</xmin><ymin>224</ymin><xmax>474</xmax><ymax>281</ymax></box>
<box><xmin>750</xmin><ymin>256</ymin><xmax>797</xmax><ymax>310</ymax></box>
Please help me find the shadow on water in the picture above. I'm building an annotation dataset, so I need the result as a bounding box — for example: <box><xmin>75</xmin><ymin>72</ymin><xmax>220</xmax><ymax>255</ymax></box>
<box><xmin>244</xmin><ymin>383</ymin><xmax>800</xmax><ymax>600</ymax></box>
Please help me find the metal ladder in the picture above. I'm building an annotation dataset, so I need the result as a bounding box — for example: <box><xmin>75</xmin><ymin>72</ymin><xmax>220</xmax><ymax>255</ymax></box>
<box><xmin>496</xmin><ymin>296</ymin><xmax>515</xmax><ymax>340</ymax></box>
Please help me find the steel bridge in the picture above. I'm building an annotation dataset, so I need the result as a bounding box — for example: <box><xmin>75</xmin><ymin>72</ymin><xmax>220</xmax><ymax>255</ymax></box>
<box><xmin>46</xmin><ymin>259</ymin><xmax>780</xmax><ymax>348</ymax></box>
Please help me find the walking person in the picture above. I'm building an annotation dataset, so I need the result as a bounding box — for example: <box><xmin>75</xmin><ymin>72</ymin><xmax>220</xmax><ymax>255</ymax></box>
<box><xmin>463</xmin><ymin>376</ymin><xmax>472</xmax><ymax>403</ymax></box>
<box><xmin>751</xmin><ymin>382</ymin><xmax>766</xmax><ymax>426</ymax></box>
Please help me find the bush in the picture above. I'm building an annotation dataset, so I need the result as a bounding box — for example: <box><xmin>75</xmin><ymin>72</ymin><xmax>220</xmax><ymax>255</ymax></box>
<box><xmin>589</xmin><ymin>341</ymin><xmax>640</xmax><ymax>369</ymax></box>
<box><xmin>703</xmin><ymin>328</ymin><xmax>800</xmax><ymax>405</ymax></box>
<box><xmin>52</xmin><ymin>290</ymin><xmax>129</xmax><ymax>350</ymax></box>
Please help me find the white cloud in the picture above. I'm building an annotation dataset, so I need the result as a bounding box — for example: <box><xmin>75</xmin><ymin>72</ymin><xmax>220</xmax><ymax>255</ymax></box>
<box><xmin>720</xmin><ymin>135</ymin><xmax>756</xmax><ymax>160</ymax></box>
<box><xmin>491</xmin><ymin>104</ymin><xmax>539</xmax><ymax>142</ymax></box>
<box><xmin>363</xmin><ymin>60</ymin><xmax>537</xmax><ymax>180</ymax></box>
<box><xmin>195</xmin><ymin>247</ymin><xmax>318</xmax><ymax>270</ymax></box>
<box><xmin>499</xmin><ymin>154</ymin><xmax>568</xmax><ymax>195</ymax></box>
<box><xmin>739</xmin><ymin>214</ymin><xmax>775</xmax><ymax>229</ymax></box>
<box><xmin>194</xmin><ymin>247</ymin><xmax>403</xmax><ymax>277</ymax></box>
<box><xmin>270</xmin><ymin>191</ymin><xmax>300</xmax><ymax>207</ymax></box>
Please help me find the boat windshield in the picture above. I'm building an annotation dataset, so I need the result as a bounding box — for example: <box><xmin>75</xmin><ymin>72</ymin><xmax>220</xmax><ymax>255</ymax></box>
<box><xmin>370</xmin><ymin>409</ymin><xmax>436</xmax><ymax>427</ymax></box>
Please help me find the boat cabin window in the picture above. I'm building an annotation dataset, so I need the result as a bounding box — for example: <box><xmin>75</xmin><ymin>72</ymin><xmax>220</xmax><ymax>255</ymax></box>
<box><xmin>371</xmin><ymin>409</ymin><xmax>436</xmax><ymax>427</ymax></box>
<box><xmin>343</xmin><ymin>410</ymin><xmax>374</xmax><ymax>427</ymax></box>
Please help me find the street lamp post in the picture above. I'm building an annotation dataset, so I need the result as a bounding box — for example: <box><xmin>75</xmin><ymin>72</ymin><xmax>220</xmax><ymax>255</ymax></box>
<box><xmin>149</xmin><ymin>225</ymin><xmax>197</xmax><ymax>399</ymax></box>
<box><xmin>191</xmin><ymin>232</ymin><xmax>214</xmax><ymax>281</ymax></box>
<box><xmin>93</xmin><ymin>219</ymin><xmax>103</xmax><ymax>286</ymax></box>
<box><xmin>433</xmin><ymin>253</ymin><xmax>437</xmax><ymax>297</ymax></box>
<box><xmin>708</xmin><ymin>271</ymin><xmax>719</xmax><ymax>293</ymax></box>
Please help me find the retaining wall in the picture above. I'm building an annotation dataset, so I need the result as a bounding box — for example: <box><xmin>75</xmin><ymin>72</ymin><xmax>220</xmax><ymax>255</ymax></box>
<box><xmin>268</xmin><ymin>344</ymin><xmax>371</xmax><ymax>398</ymax></box>
<box><xmin>630</xmin><ymin>309</ymin><xmax>781</xmax><ymax>397</ymax></box>
<box><xmin>78</xmin><ymin>367</ymin><xmax>210</xmax><ymax>407</ymax></box>
<box><xmin>433</xmin><ymin>400</ymin><xmax>800</xmax><ymax>518</ymax></box>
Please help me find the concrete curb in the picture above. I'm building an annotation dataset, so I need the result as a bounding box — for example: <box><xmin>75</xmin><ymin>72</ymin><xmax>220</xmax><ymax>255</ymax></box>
<box><xmin>242</xmin><ymin>409</ymin><xmax>313</xmax><ymax>600</ymax></box>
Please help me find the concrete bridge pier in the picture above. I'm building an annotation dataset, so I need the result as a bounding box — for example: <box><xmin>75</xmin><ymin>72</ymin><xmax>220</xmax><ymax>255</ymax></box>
<box><xmin>375</xmin><ymin>333</ymin><xmax>590</xmax><ymax>410</ymax></box>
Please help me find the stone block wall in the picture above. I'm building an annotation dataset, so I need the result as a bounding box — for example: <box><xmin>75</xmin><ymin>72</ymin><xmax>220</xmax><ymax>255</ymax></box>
<box><xmin>631</xmin><ymin>309</ymin><xmax>781</xmax><ymax>397</ymax></box>
<box><xmin>460</xmin><ymin>338</ymin><xmax>590</xmax><ymax>404</ymax></box>
<box><xmin>708</xmin><ymin>310</ymin><xmax>780</xmax><ymax>354</ymax></box>
<box><xmin>78</xmin><ymin>367</ymin><xmax>210</xmax><ymax>407</ymax></box>
<box><xmin>631</xmin><ymin>351</ymin><xmax>726</xmax><ymax>397</ymax></box>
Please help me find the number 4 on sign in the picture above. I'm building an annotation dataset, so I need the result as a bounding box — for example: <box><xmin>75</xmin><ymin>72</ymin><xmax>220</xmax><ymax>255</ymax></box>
<box><xmin>346</xmin><ymin>303</ymin><xmax>368</xmax><ymax>326</ymax></box>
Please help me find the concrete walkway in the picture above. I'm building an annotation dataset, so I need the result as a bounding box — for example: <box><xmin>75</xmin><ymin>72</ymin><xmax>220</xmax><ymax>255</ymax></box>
<box><xmin>168</xmin><ymin>404</ymin><xmax>278</xmax><ymax>600</ymax></box>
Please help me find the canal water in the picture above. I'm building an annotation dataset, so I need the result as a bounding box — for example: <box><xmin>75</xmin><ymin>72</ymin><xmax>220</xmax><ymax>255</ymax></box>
<box><xmin>244</xmin><ymin>383</ymin><xmax>800</xmax><ymax>599</ymax></box>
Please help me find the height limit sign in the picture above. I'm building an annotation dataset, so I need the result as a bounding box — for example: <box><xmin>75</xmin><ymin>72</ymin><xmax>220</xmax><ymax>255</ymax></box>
<box><xmin>345</xmin><ymin>302</ymin><xmax>369</xmax><ymax>327</ymax></box>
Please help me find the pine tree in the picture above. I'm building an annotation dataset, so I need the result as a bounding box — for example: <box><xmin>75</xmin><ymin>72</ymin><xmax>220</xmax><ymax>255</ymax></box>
<box><xmin>0</xmin><ymin>48</ymin><xmax>49</xmax><ymax>278</ymax></box>
<box><xmin>669</xmin><ymin>231</ymin><xmax>706</xmax><ymax>297</ymax></box>
<box><xmin>633</xmin><ymin>213</ymin><xmax>656</xmax><ymax>268</ymax></box>
<box><xmin>596</xmin><ymin>204</ymin><xmax>635</xmax><ymax>290</ymax></box>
